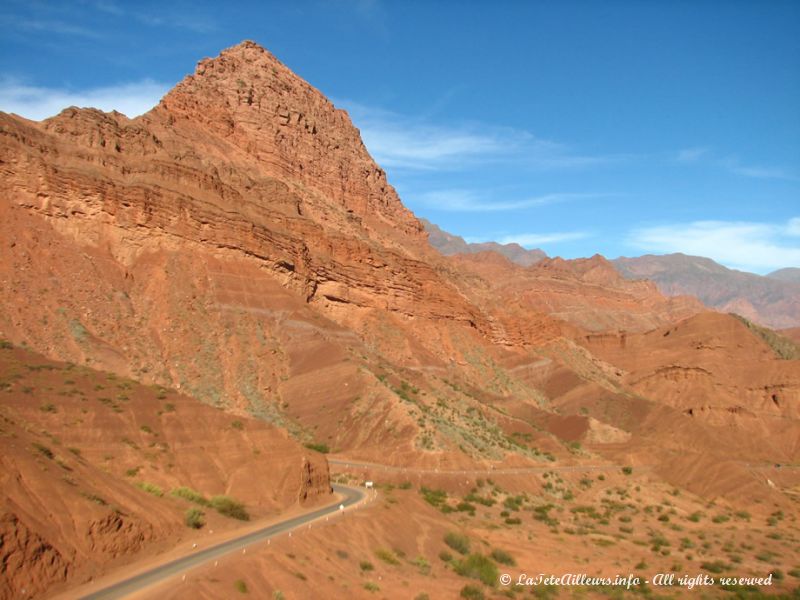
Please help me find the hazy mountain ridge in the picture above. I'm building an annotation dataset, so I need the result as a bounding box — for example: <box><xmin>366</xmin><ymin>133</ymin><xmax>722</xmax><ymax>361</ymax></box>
<box><xmin>421</xmin><ymin>218</ymin><xmax>547</xmax><ymax>266</ymax></box>
<box><xmin>613</xmin><ymin>253</ymin><xmax>800</xmax><ymax>329</ymax></box>
<box><xmin>768</xmin><ymin>267</ymin><xmax>800</xmax><ymax>284</ymax></box>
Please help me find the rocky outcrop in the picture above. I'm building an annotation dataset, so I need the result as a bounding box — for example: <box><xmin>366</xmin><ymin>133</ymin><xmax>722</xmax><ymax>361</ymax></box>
<box><xmin>86</xmin><ymin>511</ymin><xmax>154</xmax><ymax>557</ymax></box>
<box><xmin>298</xmin><ymin>457</ymin><xmax>331</xmax><ymax>503</ymax></box>
<box><xmin>0</xmin><ymin>512</ymin><xmax>69</xmax><ymax>600</ymax></box>
<box><xmin>155</xmin><ymin>41</ymin><xmax>425</xmax><ymax>246</ymax></box>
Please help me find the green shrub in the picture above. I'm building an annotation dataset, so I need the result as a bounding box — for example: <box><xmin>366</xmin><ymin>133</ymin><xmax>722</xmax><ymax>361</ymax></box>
<box><xmin>360</xmin><ymin>560</ymin><xmax>374</xmax><ymax>571</ymax></box>
<box><xmin>421</xmin><ymin>487</ymin><xmax>448</xmax><ymax>508</ymax></box>
<box><xmin>40</xmin><ymin>403</ymin><xmax>57</xmax><ymax>413</ymax></box>
<box><xmin>413</xmin><ymin>555</ymin><xmax>431</xmax><ymax>575</ymax></box>
<box><xmin>755</xmin><ymin>551</ymin><xmax>776</xmax><ymax>563</ymax></box>
<box><xmin>700</xmin><ymin>560</ymin><xmax>728</xmax><ymax>574</ymax></box>
<box><xmin>32</xmin><ymin>443</ymin><xmax>54</xmax><ymax>459</ymax></box>
<box><xmin>490</xmin><ymin>548</ymin><xmax>516</xmax><ymax>566</ymax></box>
<box><xmin>210</xmin><ymin>495</ymin><xmax>249</xmax><ymax>520</ymax></box>
<box><xmin>234</xmin><ymin>579</ymin><xmax>248</xmax><ymax>593</ymax></box>
<box><xmin>439</xmin><ymin>550</ymin><xmax>453</xmax><ymax>562</ymax></box>
<box><xmin>444</xmin><ymin>531</ymin><xmax>471</xmax><ymax>555</ymax></box>
<box><xmin>185</xmin><ymin>508</ymin><xmax>205</xmax><ymax>529</ymax></box>
<box><xmin>711</xmin><ymin>514</ymin><xmax>730</xmax><ymax>524</ymax></box>
<box><xmin>622</xmin><ymin>466</ymin><xmax>633</xmax><ymax>475</ymax></box>
<box><xmin>363</xmin><ymin>582</ymin><xmax>380</xmax><ymax>592</ymax></box>
<box><xmin>171</xmin><ymin>486</ymin><xmax>209</xmax><ymax>505</ymax></box>
<box><xmin>231</xmin><ymin>420</ymin><xmax>244</xmax><ymax>430</ymax></box>
<box><xmin>375</xmin><ymin>548</ymin><xmax>400</xmax><ymax>565</ymax></box>
<box><xmin>125</xmin><ymin>466</ymin><xmax>140</xmax><ymax>477</ymax></box>
<box><xmin>454</xmin><ymin>553</ymin><xmax>499</xmax><ymax>586</ymax></box>
<box><xmin>460</xmin><ymin>584</ymin><xmax>485</xmax><ymax>600</ymax></box>
<box><xmin>464</xmin><ymin>493</ymin><xmax>495</xmax><ymax>507</ymax></box>
<box><xmin>135</xmin><ymin>481</ymin><xmax>164</xmax><ymax>497</ymax></box>
<box><xmin>80</xmin><ymin>491</ymin><xmax>107</xmax><ymax>505</ymax></box>
<box><xmin>304</xmin><ymin>442</ymin><xmax>329</xmax><ymax>453</ymax></box>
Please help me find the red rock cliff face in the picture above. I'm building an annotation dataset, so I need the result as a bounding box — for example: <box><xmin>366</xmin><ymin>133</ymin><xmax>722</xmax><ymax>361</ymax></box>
<box><xmin>0</xmin><ymin>43</ymin><xmax>488</xmax><ymax>331</ymax></box>
<box><xmin>154</xmin><ymin>41</ymin><xmax>424</xmax><ymax>247</ymax></box>
<box><xmin>0</xmin><ymin>40</ymin><xmax>702</xmax><ymax>452</ymax></box>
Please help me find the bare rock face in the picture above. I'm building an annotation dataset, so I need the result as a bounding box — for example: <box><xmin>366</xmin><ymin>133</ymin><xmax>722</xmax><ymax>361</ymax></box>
<box><xmin>155</xmin><ymin>41</ymin><xmax>424</xmax><ymax>245</ymax></box>
<box><xmin>0</xmin><ymin>45</ymin><xmax>489</xmax><ymax>339</ymax></box>
<box><xmin>0</xmin><ymin>512</ymin><xmax>69</xmax><ymax>600</ymax></box>
<box><xmin>298</xmin><ymin>457</ymin><xmax>332</xmax><ymax>503</ymax></box>
<box><xmin>85</xmin><ymin>511</ymin><xmax>153</xmax><ymax>557</ymax></box>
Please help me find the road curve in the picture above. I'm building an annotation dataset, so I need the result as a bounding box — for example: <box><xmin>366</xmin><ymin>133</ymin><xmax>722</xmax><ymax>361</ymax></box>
<box><xmin>80</xmin><ymin>484</ymin><xmax>365</xmax><ymax>600</ymax></box>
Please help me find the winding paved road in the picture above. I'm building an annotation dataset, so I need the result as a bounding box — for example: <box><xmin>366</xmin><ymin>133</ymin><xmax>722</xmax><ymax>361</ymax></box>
<box><xmin>79</xmin><ymin>484</ymin><xmax>365</xmax><ymax>600</ymax></box>
<box><xmin>74</xmin><ymin>459</ymin><xmax>795</xmax><ymax>599</ymax></box>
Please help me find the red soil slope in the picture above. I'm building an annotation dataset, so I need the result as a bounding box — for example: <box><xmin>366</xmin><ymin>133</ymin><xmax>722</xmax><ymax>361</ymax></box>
<box><xmin>0</xmin><ymin>343</ymin><xmax>329</xmax><ymax>599</ymax></box>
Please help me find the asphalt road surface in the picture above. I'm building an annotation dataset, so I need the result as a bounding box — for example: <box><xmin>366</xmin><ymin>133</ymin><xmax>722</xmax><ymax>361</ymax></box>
<box><xmin>80</xmin><ymin>484</ymin><xmax>365</xmax><ymax>600</ymax></box>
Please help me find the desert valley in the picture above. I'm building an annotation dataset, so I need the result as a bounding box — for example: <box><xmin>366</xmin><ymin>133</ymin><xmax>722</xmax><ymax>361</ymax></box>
<box><xmin>1</xmin><ymin>40</ymin><xmax>799</xmax><ymax>600</ymax></box>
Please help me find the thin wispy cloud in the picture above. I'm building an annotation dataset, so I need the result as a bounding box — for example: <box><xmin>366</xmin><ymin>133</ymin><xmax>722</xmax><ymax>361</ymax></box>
<box><xmin>412</xmin><ymin>189</ymin><xmax>603</xmax><ymax>213</ymax></box>
<box><xmin>6</xmin><ymin>1</ymin><xmax>218</xmax><ymax>34</ymax></box>
<box><xmin>340</xmin><ymin>100</ymin><xmax>628</xmax><ymax>172</ymax></box>
<box><xmin>720</xmin><ymin>159</ymin><xmax>795</xmax><ymax>181</ymax></box>
<box><xmin>628</xmin><ymin>218</ymin><xmax>800</xmax><ymax>273</ymax></box>
<box><xmin>0</xmin><ymin>77</ymin><xmax>170</xmax><ymax>121</ymax></box>
<box><xmin>495</xmin><ymin>231</ymin><xmax>590</xmax><ymax>246</ymax></box>
<box><xmin>676</xmin><ymin>146</ymin><xmax>709</xmax><ymax>162</ymax></box>
<box><xmin>340</xmin><ymin>101</ymin><xmax>518</xmax><ymax>170</ymax></box>
<box><xmin>0</xmin><ymin>14</ymin><xmax>102</xmax><ymax>38</ymax></box>
<box><xmin>675</xmin><ymin>146</ymin><xmax>797</xmax><ymax>181</ymax></box>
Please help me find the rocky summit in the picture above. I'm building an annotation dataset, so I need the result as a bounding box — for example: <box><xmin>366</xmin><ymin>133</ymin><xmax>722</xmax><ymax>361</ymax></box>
<box><xmin>1</xmin><ymin>41</ymin><xmax>799</xmax><ymax>599</ymax></box>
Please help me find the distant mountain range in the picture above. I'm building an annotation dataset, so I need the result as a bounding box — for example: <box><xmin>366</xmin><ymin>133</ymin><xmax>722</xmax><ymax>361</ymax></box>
<box><xmin>767</xmin><ymin>267</ymin><xmax>800</xmax><ymax>284</ymax></box>
<box><xmin>421</xmin><ymin>218</ymin><xmax>547</xmax><ymax>266</ymax></box>
<box><xmin>423</xmin><ymin>221</ymin><xmax>799</xmax><ymax>330</ymax></box>
<box><xmin>613</xmin><ymin>254</ymin><xmax>800</xmax><ymax>330</ymax></box>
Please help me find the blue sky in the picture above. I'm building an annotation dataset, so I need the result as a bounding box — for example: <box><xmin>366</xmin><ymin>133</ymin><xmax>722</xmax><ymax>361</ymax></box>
<box><xmin>1</xmin><ymin>0</ymin><xmax>798</xmax><ymax>274</ymax></box>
